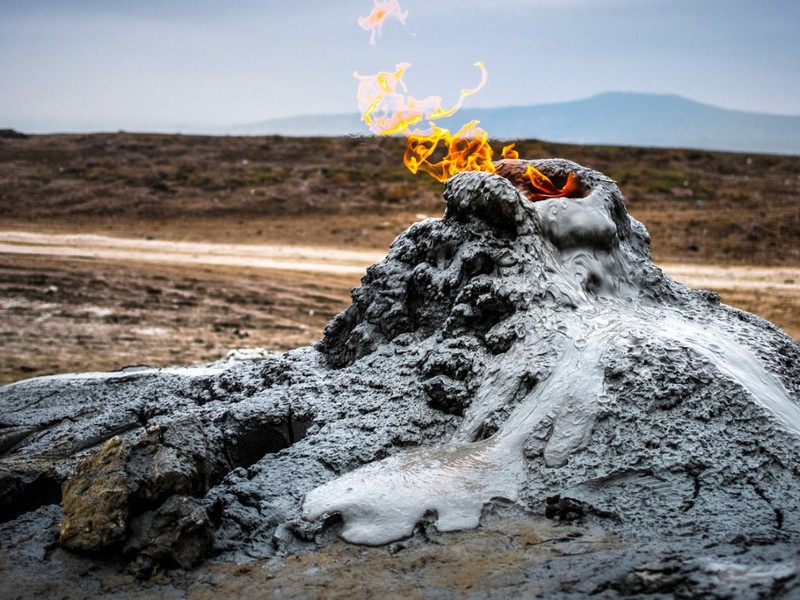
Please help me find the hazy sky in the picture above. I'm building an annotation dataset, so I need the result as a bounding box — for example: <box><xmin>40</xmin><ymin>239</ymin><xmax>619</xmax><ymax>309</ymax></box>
<box><xmin>2</xmin><ymin>0</ymin><xmax>799</xmax><ymax>132</ymax></box>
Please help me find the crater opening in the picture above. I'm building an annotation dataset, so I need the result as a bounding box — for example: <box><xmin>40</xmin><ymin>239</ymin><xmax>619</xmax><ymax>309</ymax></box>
<box><xmin>494</xmin><ymin>158</ymin><xmax>588</xmax><ymax>201</ymax></box>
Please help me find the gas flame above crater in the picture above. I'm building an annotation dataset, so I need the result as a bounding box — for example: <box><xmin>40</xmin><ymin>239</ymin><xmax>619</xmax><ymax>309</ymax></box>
<box><xmin>354</xmin><ymin>62</ymin><xmax>578</xmax><ymax>200</ymax></box>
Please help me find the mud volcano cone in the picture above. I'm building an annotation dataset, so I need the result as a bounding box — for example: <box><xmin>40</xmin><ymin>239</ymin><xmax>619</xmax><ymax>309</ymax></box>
<box><xmin>308</xmin><ymin>159</ymin><xmax>800</xmax><ymax>544</ymax></box>
<box><xmin>1</xmin><ymin>159</ymin><xmax>799</xmax><ymax>595</ymax></box>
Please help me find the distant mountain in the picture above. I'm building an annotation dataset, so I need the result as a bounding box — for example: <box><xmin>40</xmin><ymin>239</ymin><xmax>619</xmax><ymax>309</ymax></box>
<box><xmin>227</xmin><ymin>113</ymin><xmax>365</xmax><ymax>137</ymax></box>
<box><xmin>228</xmin><ymin>92</ymin><xmax>800</xmax><ymax>155</ymax></box>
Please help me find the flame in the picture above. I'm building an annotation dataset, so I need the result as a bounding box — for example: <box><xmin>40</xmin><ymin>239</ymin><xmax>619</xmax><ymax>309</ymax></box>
<box><xmin>357</xmin><ymin>0</ymin><xmax>408</xmax><ymax>45</ymax></box>
<box><xmin>524</xmin><ymin>165</ymin><xmax>579</xmax><ymax>197</ymax></box>
<box><xmin>501</xmin><ymin>143</ymin><xmax>519</xmax><ymax>159</ymax></box>
<box><xmin>354</xmin><ymin>62</ymin><xmax>488</xmax><ymax>137</ymax></box>
<box><xmin>355</xmin><ymin>65</ymin><xmax>579</xmax><ymax>200</ymax></box>
<box><xmin>404</xmin><ymin>121</ymin><xmax>495</xmax><ymax>182</ymax></box>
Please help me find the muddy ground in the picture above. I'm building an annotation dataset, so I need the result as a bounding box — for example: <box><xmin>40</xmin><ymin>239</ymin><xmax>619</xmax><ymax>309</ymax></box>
<box><xmin>0</xmin><ymin>253</ymin><xmax>357</xmax><ymax>386</ymax></box>
<box><xmin>4</xmin><ymin>513</ymin><xmax>623</xmax><ymax>599</ymax></box>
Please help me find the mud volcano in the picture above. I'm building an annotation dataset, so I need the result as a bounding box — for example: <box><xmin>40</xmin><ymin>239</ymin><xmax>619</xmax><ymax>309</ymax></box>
<box><xmin>2</xmin><ymin>159</ymin><xmax>800</xmax><ymax>597</ymax></box>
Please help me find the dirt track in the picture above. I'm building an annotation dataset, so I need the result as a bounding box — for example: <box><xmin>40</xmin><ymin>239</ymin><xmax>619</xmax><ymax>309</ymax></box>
<box><xmin>0</xmin><ymin>231</ymin><xmax>386</xmax><ymax>276</ymax></box>
<box><xmin>2</xmin><ymin>230</ymin><xmax>798</xmax><ymax>293</ymax></box>
<box><xmin>0</xmin><ymin>243</ymin><xmax>360</xmax><ymax>385</ymax></box>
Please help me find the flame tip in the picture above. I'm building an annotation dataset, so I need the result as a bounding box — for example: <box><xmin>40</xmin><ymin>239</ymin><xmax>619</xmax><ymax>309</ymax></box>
<box><xmin>357</xmin><ymin>0</ymin><xmax>408</xmax><ymax>45</ymax></box>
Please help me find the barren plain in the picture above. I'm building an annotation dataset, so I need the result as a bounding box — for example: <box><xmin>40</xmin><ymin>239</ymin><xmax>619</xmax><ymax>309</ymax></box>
<box><xmin>0</xmin><ymin>131</ymin><xmax>798</xmax><ymax>385</ymax></box>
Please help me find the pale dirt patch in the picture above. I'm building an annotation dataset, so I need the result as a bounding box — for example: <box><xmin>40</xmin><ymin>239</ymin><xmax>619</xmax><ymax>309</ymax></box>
<box><xmin>2</xmin><ymin>231</ymin><xmax>799</xmax><ymax>293</ymax></box>
<box><xmin>660</xmin><ymin>263</ymin><xmax>800</xmax><ymax>292</ymax></box>
<box><xmin>0</xmin><ymin>231</ymin><xmax>385</xmax><ymax>276</ymax></box>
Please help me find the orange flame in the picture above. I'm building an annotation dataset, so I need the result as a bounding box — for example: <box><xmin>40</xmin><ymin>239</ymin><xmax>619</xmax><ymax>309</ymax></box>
<box><xmin>355</xmin><ymin>65</ymin><xmax>579</xmax><ymax>200</ymax></box>
<box><xmin>357</xmin><ymin>0</ymin><xmax>408</xmax><ymax>45</ymax></box>
<box><xmin>500</xmin><ymin>143</ymin><xmax>519</xmax><ymax>159</ymax></box>
<box><xmin>404</xmin><ymin>121</ymin><xmax>494</xmax><ymax>182</ymax></box>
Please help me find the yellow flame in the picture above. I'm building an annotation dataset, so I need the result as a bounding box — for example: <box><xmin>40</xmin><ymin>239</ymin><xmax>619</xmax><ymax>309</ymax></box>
<box><xmin>357</xmin><ymin>0</ymin><xmax>408</xmax><ymax>45</ymax></box>
<box><xmin>354</xmin><ymin>62</ymin><xmax>487</xmax><ymax>136</ymax></box>
<box><xmin>354</xmin><ymin>63</ymin><xmax>577</xmax><ymax>200</ymax></box>
<box><xmin>501</xmin><ymin>143</ymin><xmax>519</xmax><ymax>159</ymax></box>
<box><xmin>405</xmin><ymin>121</ymin><xmax>495</xmax><ymax>182</ymax></box>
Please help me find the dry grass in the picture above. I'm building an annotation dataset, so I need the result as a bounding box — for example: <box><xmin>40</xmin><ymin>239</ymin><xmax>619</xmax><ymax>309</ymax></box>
<box><xmin>1</xmin><ymin>133</ymin><xmax>798</xmax><ymax>264</ymax></box>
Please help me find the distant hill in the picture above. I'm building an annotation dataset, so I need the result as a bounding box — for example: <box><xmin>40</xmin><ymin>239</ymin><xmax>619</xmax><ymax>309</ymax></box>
<box><xmin>228</xmin><ymin>92</ymin><xmax>800</xmax><ymax>155</ymax></box>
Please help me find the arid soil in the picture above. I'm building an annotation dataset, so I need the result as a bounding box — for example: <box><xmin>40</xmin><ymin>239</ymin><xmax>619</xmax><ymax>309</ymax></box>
<box><xmin>9</xmin><ymin>517</ymin><xmax>618</xmax><ymax>599</ymax></box>
<box><xmin>0</xmin><ymin>253</ymin><xmax>358</xmax><ymax>386</ymax></box>
<box><xmin>1</xmin><ymin>132</ymin><xmax>798</xmax><ymax>385</ymax></box>
<box><xmin>1</xmin><ymin>131</ymin><xmax>799</xmax><ymax>263</ymax></box>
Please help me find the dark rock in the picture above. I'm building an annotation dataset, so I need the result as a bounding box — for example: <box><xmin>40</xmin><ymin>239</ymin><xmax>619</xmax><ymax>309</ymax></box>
<box><xmin>124</xmin><ymin>495</ymin><xmax>212</xmax><ymax>572</ymax></box>
<box><xmin>60</xmin><ymin>416</ymin><xmax>212</xmax><ymax>554</ymax></box>
<box><xmin>0</xmin><ymin>465</ymin><xmax>61</xmax><ymax>523</ymax></box>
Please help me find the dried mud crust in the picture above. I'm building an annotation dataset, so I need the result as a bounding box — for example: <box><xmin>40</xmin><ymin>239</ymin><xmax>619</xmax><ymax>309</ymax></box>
<box><xmin>2</xmin><ymin>160</ymin><xmax>800</xmax><ymax>598</ymax></box>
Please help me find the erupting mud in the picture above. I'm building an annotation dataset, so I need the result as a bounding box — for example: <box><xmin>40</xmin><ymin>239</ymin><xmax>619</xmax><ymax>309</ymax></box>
<box><xmin>2</xmin><ymin>159</ymin><xmax>799</xmax><ymax>596</ymax></box>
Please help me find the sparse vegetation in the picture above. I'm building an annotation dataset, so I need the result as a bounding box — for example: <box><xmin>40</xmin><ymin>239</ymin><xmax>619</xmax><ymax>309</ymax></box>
<box><xmin>1</xmin><ymin>133</ymin><xmax>798</xmax><ymax>263</ymax></box>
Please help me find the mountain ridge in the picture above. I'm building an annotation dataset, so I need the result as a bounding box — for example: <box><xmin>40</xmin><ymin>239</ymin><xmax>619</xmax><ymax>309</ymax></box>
<box><xmin>228</xmin><ymin>92</ymin><xmax>800</xmax><ymax>155</ymax></box>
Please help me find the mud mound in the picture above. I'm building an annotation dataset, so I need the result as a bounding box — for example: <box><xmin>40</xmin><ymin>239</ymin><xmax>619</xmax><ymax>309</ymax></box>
<box><xmin>2</xmin><ymin>159</ymin><xmax>799</xmax><ymax>596</ymax></box>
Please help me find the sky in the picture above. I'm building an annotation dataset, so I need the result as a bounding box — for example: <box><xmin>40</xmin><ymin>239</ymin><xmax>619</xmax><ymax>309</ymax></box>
<box><xmin>1</xmin><ymin>0</ymin><xmax>799</xmax><ymax>133</ymax></box>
